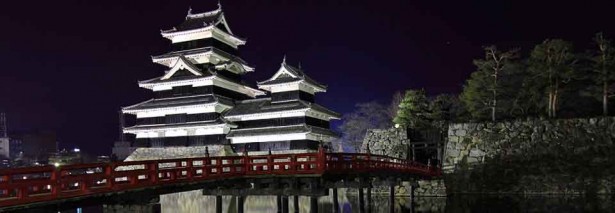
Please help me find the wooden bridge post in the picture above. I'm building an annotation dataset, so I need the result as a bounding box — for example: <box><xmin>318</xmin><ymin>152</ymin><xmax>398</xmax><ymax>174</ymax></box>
<box><xmin>367</xmin><ymin>184</ymin><xmax>372</xmax><ymax>213</ymax></box>
<box><xmin>310</xmin><ymin>196</ymin><xmax>318</xmax><ymax>213</ymax></box>
<box><xmin>243</xmin><ymin>149</ymin><xmax>250</xmax><ymax>175</ymax></box>
<box><xmin>186</xmin><ymin>160</ymin><xmax>193</xmax><ymax>180</ymax></box>
<box><xmin>282</xmin><ymin>196</ymin><xmax>289</xmax><ymax>213</ymax></box>
<box><xmin>358</xmin><ymin>187</ymin><xmax>365</xmax><ymax>213</ymax></box>
<box><xmin>332</xmin><ymin>187</ymin><xmax>339</xmax><ymax>213</ymax></box>
<box><xmin>50</xmin><ymin>168</ymin><xmax>59</xmax><ymax>198</ymax></box>
<box><xmin>268</xmin><ymin>148</ymin><xmax>273</xmax><ymax>173</ymax></box>
<box><xmin>215</xmin><ymin>195</ymin><xmax>222</xmax><ymax>213</ymax></box>
<box><xmin>317</xmin><ymin>145</ymin><xmax>326</xmax><ymax>172</ymax></box>
<box><xmin>106</xmin><ymin>163</ymin><xmax>116</xmax><ymax>189</ymax></box>
<box><xmin>293</xmin><ymin>195</ymin><xmax>300</xmax><ymax>213</ymax></box>
<box><xmin>410</xmin><ymin>183</ymin><xmax>415</xmax><ymax>200</ymax></box>
<box><xmin>388</xmin><ymin>184</ymin><xmax>395</xmax><ymax>213</ymax></box>
<box><xmin>277</xmin><ymin>195</ymin><xmax>282</xmax><ymax>213</ymax></box>
<box><xmin>236</xmin><ymin>195</ymin><xmax>244</xmax><ymax>213</ymax></box>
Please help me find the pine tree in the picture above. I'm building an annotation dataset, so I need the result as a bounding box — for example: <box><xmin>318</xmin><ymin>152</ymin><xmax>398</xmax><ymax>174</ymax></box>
<box><xmin>393</xmin><ymin>89</ymin><xmax>431</xmax><ymax>129</ymax></box>
<box><xmin>589</xmin><ymin>32</ymin><xmax>615</xmax><ymax>116</ymax></box>
<box><xmin>460</xmin><ymin>46</ymin><xmax>519</xmax><ymax>121</ymax></box>
<box><xmin>528</xmin><ymin>39</ymin><xmax>577</xmax><ymax>118</ymax></box>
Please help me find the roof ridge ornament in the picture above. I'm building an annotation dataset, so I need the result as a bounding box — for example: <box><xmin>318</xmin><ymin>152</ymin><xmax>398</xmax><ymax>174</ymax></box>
<box><xmin>218</xmin><ymin>0</ymin><xmax>222</xmax><ymax>10</ymax></box>
<box><xmin>186</xmin><ymin>7</ymin><xmax>193</xmax><ymax>20</ymax></box>
<box><xmin>282</xmin><ymin>55</ymin><xmax>287</xmax><ymax>65</ymax></box>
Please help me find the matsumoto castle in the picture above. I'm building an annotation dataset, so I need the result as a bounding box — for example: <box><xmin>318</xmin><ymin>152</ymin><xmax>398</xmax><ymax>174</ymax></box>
<box><xmin>120</xmin><ymin>4</ymin><xmax>340</xmax><ymax>157</ymax></box>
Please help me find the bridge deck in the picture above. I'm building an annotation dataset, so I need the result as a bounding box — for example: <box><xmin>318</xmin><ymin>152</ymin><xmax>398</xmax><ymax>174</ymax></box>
<box><xmin>0</xmin><ymin>149</ymin><xmax>441</xmax><ymax>209</ymax></box>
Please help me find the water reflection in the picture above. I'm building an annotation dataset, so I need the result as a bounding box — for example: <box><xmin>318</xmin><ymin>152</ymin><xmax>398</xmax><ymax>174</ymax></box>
<box><xmin>32</xmin><ymin>192</ymin><xmax>615</xmax><ymax>212</ymax></box>
<box><xmin>156</xmin><ymin>190</ymin><xmax>615</xmax><ymax>213</ymax></box>
<box><xmin>158</xmin><ymin>189</ymin><xmax>416</xmax><ymax>213</ymax></box>
<box><xmin>159</xmin><ymin>191</ymin><xmax>615</xmax><ymax>213</ymax></box>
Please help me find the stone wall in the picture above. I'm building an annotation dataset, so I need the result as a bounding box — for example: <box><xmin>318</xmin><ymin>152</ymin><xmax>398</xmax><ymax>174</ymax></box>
<box><xmin>444</xmin><ymin>117</ymin><xmax>615</xmax><ymax>195</ymax></box>
<box><xmin>361</xmin><ymin>128</ymin><xmax>446</xmax><ymax>196</ymax></box>
<box><xmin>124</xmin><ymin>145</ymin><xmax>235</xmax><ymax>161</ymax></box>
<box><xmin>362</xmin><ymin>128</ymin><xmax>410</xmax><ymax>158</ymax></box>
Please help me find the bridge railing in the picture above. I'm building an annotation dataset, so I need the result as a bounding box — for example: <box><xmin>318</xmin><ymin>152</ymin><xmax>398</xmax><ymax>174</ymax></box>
<box><xmin>0</xmin><ymin>149</ymin><xmax>439</xmax><ymax>208</ymax></box>
<box><xmin>324</xmin><ymin>152</ymin><xmax>441</xmax><ymax>177</ymax></box>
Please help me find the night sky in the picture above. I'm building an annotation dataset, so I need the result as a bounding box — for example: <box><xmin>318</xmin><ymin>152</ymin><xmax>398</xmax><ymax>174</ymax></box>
<box><xmin>1</xmin><ymin>0</ymin><xmax>614</xmax><ymax>156</ymax></box>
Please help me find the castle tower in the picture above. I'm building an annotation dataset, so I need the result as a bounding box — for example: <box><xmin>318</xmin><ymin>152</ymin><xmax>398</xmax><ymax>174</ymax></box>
<box><xmin>121</xmin><ymin>4</ymin><xmax>340</xmax><ymax>158</ymax></box>
<box><xmin>121</xmin><ymin>4</ymin><xmax>264</xmax><ymax>149</ymax></box>
<box><xmin>224</xmin><ymin>58</ymin><xmax>340</xmax><ymax>152</ymax></box>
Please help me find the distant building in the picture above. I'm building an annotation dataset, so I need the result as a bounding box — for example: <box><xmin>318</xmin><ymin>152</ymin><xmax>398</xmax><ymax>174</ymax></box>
<box><xmin>0</xmin><ymin>113</ymin><xmax>24</xmax><ymax>167</ymax></box>
<box><xmin>0</xmin><ymin>112</ymin><xmax>10</xmax><ymax>160</ymax></box>
<box><xmin>13</xmin><ymin>131</ymin><xmax>58</xmax><ymax>164</ymax></box>
<box><xmin>96</xmin><ymin>155</ymin><xmax>111</xmax><ymax>163</ymax></box>
<box><xmin>0</xmin><ymin>138</ymin><xmax>22</xmax><ymax>160</ymax></box>
<box><xmin>48</xmin><ymin>148</ymin><xmax>82</xmax><ymax>167</ymax></box>
<box><xmin>0</xmin><ymin>137</ymin><xmax>9</xmax><ymax>160</ymax></box>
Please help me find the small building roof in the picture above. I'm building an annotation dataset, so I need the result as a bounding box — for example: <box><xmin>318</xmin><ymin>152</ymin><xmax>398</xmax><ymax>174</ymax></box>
<box><xmin>161</xmin><ymin>4</ymin><xmax>235</xmax><ymax>35</ymax></box>
<box><xmin>226</xmin><ymin>124</ymin><xmax>339</xmax><ymax>138</ymax></box>
<box><xmin>257</xmin><ymin>58</ymin><xmax>327</xmax><ymax>90</ymax></box>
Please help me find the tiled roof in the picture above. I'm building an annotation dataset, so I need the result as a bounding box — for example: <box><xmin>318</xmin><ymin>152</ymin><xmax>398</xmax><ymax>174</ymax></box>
<box><xmin>178</xmin><ymin>11</ymin><xmax>223</xmax><ymax>31</ymax></box>
<box><xmin>124</xmin><ymin>118</ymin><xmax>233</xmax><ymax>131</ymax></box>
<box><xmin>256</xmin><ymin>77</ymin><xmax>302</xmax><ymax>86</ymax></box>
<box><xmin>152</xmin><ymin>47</ymin><xmax>212</xmax><ymax>60</ymax></box>
<box><xmin>123</xmin><ymin>95</ymin><xmax>233</xmax><ymax>111</ymax></box>
<box><xmin>226</xmin><ymin>124</ymin><xmax>339</xmax><ymax>138</ymax></box>
<box><xmin>258</xmin><ymin>63</ymin><xmax>326</xmax><ymax>89</ymax></box>
<box><xmin>224</xmin><ymin>98</ymin><xmax>340</xmax><ymax>118</ymax></box>
<box><xmin>139</xmin><ymin>74</ymin><xmax>209</xmax><ymax>84</ymax></box>
<box><xmin>152</xmin><ymin>48</ymin><xmax>250</xmax><ymax>67</ymax></box>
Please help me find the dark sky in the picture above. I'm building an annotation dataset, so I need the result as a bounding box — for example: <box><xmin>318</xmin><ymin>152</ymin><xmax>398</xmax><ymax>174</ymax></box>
<box><xmin>1</xmin><ymin>0</ymin><xmax>614</xmax><ymax>155</ymax></box>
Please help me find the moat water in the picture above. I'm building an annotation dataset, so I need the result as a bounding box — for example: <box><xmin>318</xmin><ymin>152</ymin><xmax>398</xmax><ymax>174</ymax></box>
<box><xmin>33</xmin><ymin>191</ymin><xmax>615</xmax><ymax>213</ymax></box>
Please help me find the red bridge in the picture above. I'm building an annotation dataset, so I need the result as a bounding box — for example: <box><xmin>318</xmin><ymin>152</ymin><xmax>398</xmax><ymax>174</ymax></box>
<box><xmin>0</xmin><ymin>149</ymin><xmax>441</xmax><ymax>211</ymax></box>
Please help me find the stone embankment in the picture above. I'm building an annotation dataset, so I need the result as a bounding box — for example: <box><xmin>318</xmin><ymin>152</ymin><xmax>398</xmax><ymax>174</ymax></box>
<box><xmin>363</xmin><ymin>117</ymin><xmax>615</xmax><ymax>196</ymax></box>
<box><xmin>362</xmin><ymin>128</ymin><xmax>446</xmax><ymax>196</ymax></box>
<box><xmin>444</xmin><ymin>117</ymin><xmax>615</xmax><ymax>195</ymax></box>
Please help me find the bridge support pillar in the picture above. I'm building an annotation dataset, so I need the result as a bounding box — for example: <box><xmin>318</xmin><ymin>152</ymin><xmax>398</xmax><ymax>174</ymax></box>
<box><xmin>215</xmin><ymin>195</ymin><xmax>222</xmax><ymax>213</ymax></box>
<box><xmin>310</xmin><ymin>196</ymin><xmax>318</xmax><ymax>213</ymax></box>
<box><xmin>358</xmin><ymin>187</ymin><xmax>365</xmax><ymax>213</ymax></box>
<box><xmin>102</xmin><ymin>203</ymin><xmax>160</xmax><ymax>213</ymax></box>
<box><xmin>236</xmin><ymin>195</ymin><xmax>244</xmax><ymax>213</ymax></box>
<box><xmin>277</xmin><ymin>195</ymin><xmax>282</xmax><ymax>213</ymax></box>
<box><xmin>332</xmin><ymin>188</ymin><xmax>339</xmax><ymax>213</ymax></box>
<box><xmin>282</xmin><ymin>196</ymin><xmax>289</xmax><ymax>213</ymax></box>
<box><xmin>367</xmin><ymin>185</ymin><xmax>372</xmax><ymax>213</ymax></box>
<box><xmin>410</xmin><ymin>184</ymin><xmax>415</xmax><ymax>200</ymax></box>
<box><xmin>293</xmin><ymin>195</ymin><xmax>300</xmax><ymax>213</ymax></box>
<box><xmin>389</xmin><ymin>185</ymin><xmax>395</xmax><ymax>213</ymax></box>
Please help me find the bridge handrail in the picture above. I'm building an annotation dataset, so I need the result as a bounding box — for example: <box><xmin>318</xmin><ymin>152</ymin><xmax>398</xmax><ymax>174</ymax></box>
<box><xmin>0</xmin><ymin>149</ymin><xmax>440</xmax><ymax>208</ymax></box>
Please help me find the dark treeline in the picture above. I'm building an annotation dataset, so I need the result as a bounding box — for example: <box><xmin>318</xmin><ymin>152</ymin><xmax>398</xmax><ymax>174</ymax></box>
<box><xmin>460</xmin><ymin>33</ymin><xmax>615</xmax><ymax>122</ymax></box>
<box><xmin>338</xmin><ymin>33</ymin><xmax>615</xmax><ymax>151</ymax></box>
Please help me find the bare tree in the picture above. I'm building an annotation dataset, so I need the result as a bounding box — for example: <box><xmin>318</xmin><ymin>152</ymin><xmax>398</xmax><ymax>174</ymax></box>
<box><xmin>338</xmin><ymin>102</ymin><xmax>390</xmax><ymax>152</ymax></box>
<box><xmin>461</xmin><ymin>46</ymin><xmax>519</xmax><ymax>121</ymax></box>
<box><xmin>485</xmin><ymin>46</ymin><xmax>519</xmax><ymax>121</ymax></box>
<box><xmin>529</xmin><ymin>39</ymin><xmax>576</xmax><ymax>118</ymax></box>
<box><xmin>387</xmin><ymin>91</ymin><xmax>403</xmax><ymax>122</ymax></box>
